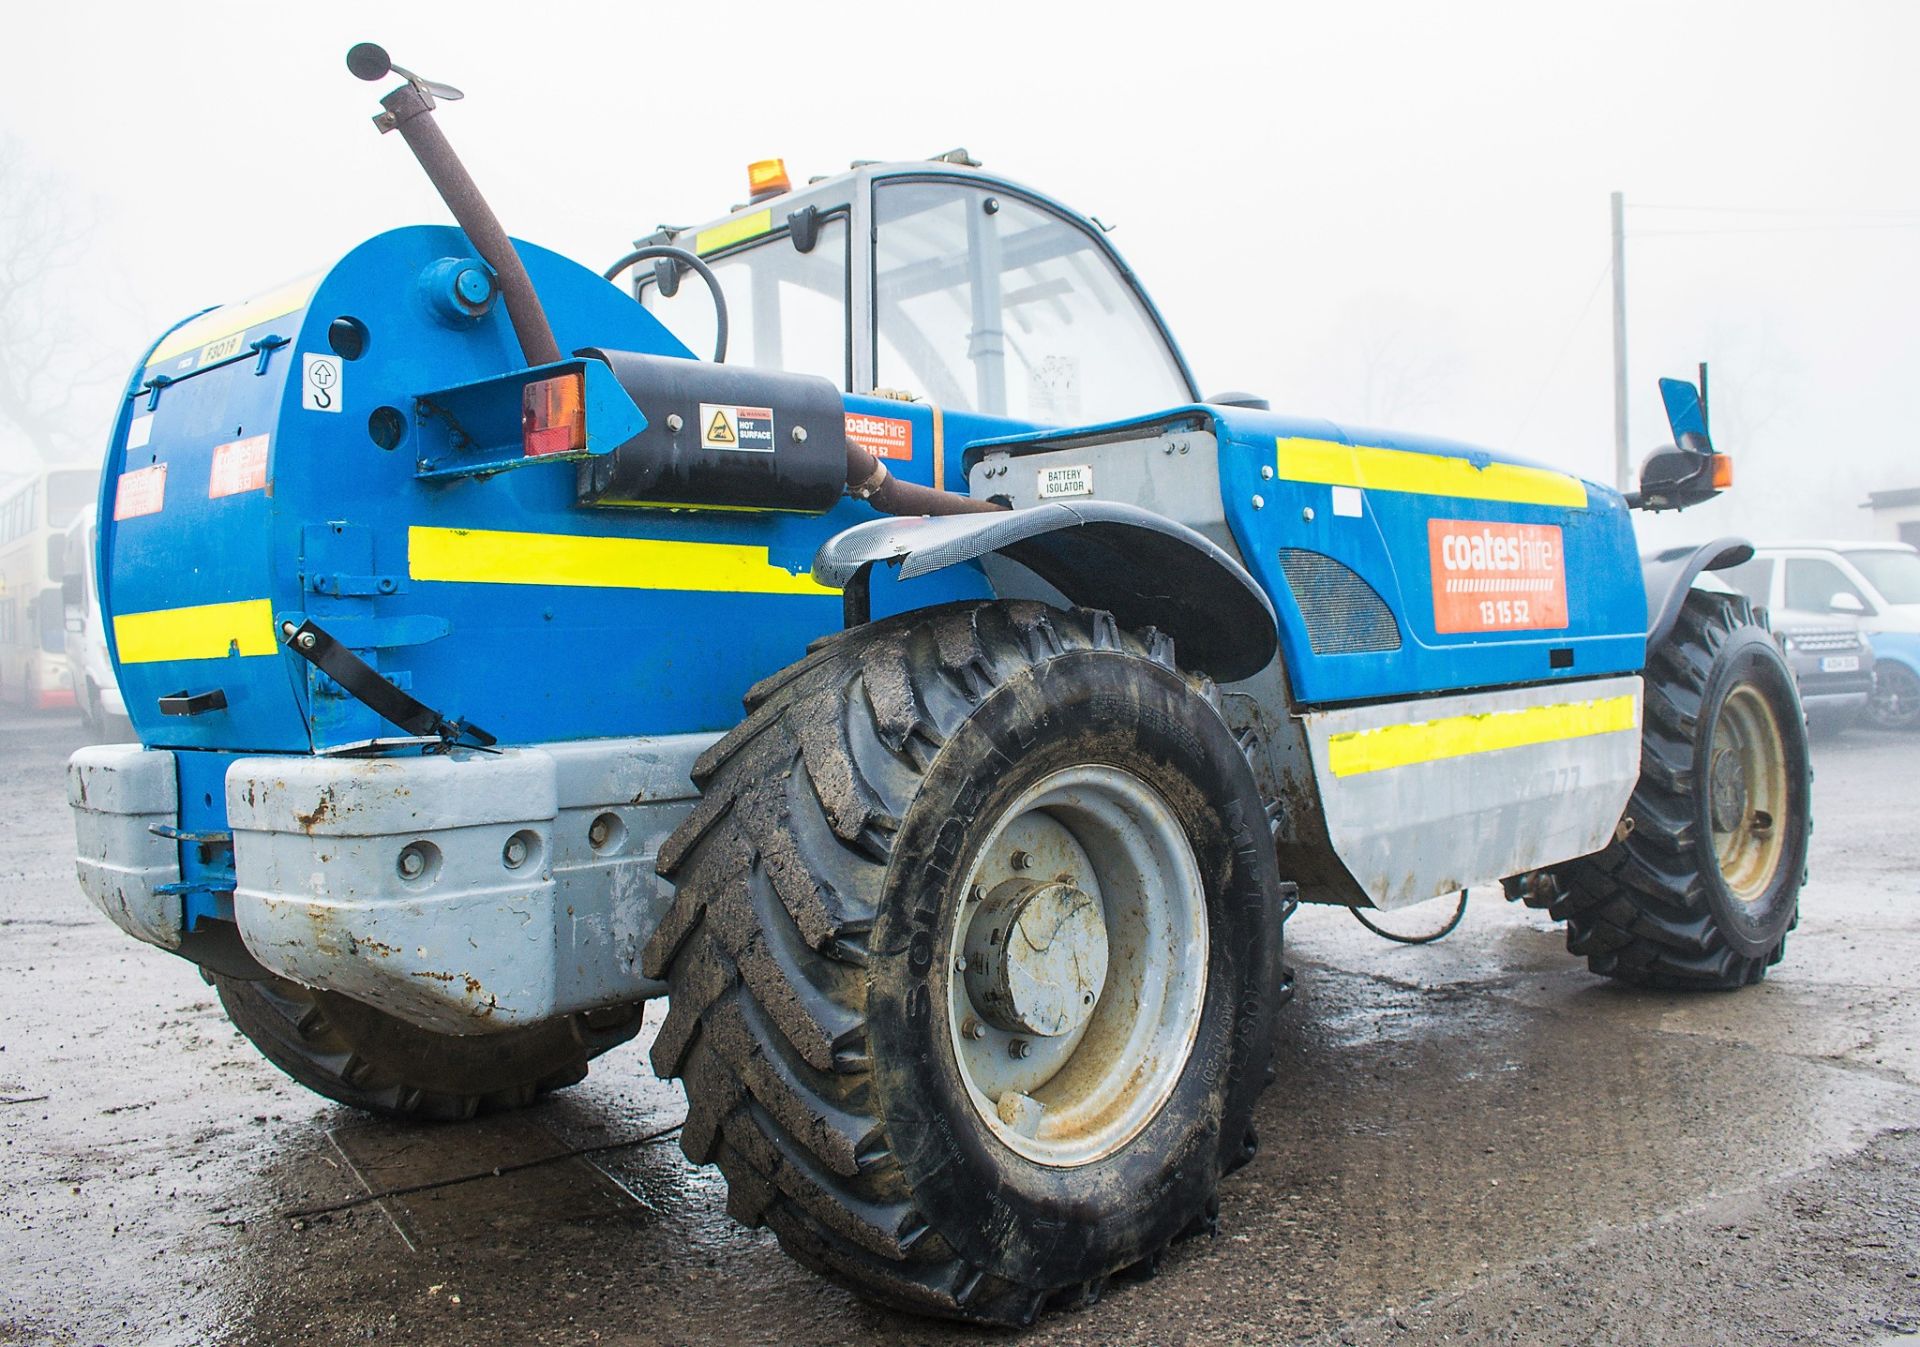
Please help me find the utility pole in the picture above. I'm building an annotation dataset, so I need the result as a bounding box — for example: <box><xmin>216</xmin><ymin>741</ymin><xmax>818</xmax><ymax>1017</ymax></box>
<box><xmin>1610</xmin><ymin>191</ymin><xmax>1629</xmax><ymax>492</ymax></box>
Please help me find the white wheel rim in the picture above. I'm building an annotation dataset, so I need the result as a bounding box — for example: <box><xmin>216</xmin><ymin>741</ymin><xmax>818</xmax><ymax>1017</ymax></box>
<box><xmin>946</xmin><ymin>765</ymin><xmax>1207</xmax><ymax>1167</ymax></box>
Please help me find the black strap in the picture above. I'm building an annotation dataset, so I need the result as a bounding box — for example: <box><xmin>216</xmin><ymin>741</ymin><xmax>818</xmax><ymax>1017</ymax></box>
<box><xmin>283</xmin><ymin>618</ymin><xmax>496</xmax><ymax>748</ymax></box>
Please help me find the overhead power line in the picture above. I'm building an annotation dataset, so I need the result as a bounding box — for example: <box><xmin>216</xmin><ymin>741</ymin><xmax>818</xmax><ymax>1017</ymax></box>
<box><xmin>1632</xmin><ymin>221</ymin><xmax>1920</xmax><ymax>237</ymax></box>
<box><xmin>1630</xmin><ymin>202</ymin><xmax>1920</xmax><ymax>218</ymax></box>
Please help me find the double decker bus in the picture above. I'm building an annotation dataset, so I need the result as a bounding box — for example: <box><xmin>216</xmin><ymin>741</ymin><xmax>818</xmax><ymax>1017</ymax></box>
<box><xmin>0</xmin><ymin>468</ymin><xmax>98</xmax><ymax>711</ymax></box>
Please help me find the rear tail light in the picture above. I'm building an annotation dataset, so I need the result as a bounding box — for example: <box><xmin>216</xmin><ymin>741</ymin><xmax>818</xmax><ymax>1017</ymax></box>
<box><xmin>1709</xmin><ymin>454</ymin><xmax>1734</xmax><ymax>489</ymax></box>
<box><xmin>523</xmin><ymin>373</ymin><xmax>585</xmax><ymax>458</ymax></box>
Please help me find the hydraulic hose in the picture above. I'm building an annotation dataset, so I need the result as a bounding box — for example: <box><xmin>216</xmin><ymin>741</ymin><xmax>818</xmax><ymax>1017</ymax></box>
<box><xmin>603</xmin><ymin>246</ymin><xmax>729</xmax><ymax>365</ymax></box>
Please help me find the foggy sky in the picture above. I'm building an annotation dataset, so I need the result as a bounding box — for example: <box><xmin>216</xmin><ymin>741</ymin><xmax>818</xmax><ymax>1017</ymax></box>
<box><xmin>1</xmin><ymin>0</ymin><xmax>1914</xmax><ymax>546</ymax></box>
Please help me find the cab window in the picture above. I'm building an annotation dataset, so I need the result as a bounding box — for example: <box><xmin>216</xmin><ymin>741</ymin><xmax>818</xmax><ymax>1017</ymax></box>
<box><xmin>640</xmin><ymin>216</ymin><xmax>849</xmax><ymax>387</ymax></box>
<box><xmin>873</xmin><ymin>181</ymin><xmax>1190</xmax><ymax>423</ymax></box>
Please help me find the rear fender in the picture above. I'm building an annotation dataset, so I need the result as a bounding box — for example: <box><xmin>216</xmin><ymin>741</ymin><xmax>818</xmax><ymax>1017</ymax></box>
<box><xmin>1641</xmin><ymin>538</ymin><xmax>1754</xmax><ymax>649</ymax></box>
<box><xmin>812</xmin><ymin>502</ymin><xmax>1279</xmax><ymax>682</ymax></box>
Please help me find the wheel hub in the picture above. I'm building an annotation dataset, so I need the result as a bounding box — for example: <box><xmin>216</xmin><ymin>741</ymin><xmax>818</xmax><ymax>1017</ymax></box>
<box><xmin>1709</xmin><ymin>683</ymin><xmax>1790</xmax><ymax>904</ymax></box>
<box><xmin>946</xmin><ymin>765</ymin><xmax>1208</xmax><ymax>1167</ymax></box>
<box><xmin>1708</xmin><ymin>744</ymin><xmax>1748</xmax><ymax>832</ymax></box>
<box><xmin>964</xmin><ymin>879</ymin><xmax>1109</xmax><ymax>1038</ymax></box>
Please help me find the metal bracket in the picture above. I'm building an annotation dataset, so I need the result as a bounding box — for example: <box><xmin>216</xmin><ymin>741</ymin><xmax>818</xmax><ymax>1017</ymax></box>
<box><xmin>134</xmin><ymin>334</ymin><xmax>289</xmax><ymax>409</ymax></box>
<box><xmin>158</xmin><ymin>688</ymin><xmax>228</xmax><ymax>717</ymax></box>
<box><xmin>147</xmin><ymin>824</ymin><xmax>234</xmax><ymax>846</ymax></box>
<box><xmin>281</xmin><ymin>617</ymin><xmax>495</xmax><ymax>748</ymax></box>
<box><xmin>312</xmin><ymin>572</ymin><xmax>404</xmax><ymax>598</ymax></box>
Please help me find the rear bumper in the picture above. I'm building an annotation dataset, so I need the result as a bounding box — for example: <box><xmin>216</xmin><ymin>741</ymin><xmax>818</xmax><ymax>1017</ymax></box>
<box><xmin>71</xmin><ymin>735</ymin><xmax>714</xmax><ymax>1034</ymax></box>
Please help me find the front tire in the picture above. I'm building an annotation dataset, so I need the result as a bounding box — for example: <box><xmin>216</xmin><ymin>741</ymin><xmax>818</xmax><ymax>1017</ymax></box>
<box><xmin>642</xmin><ymin>602</ymin><xmax>1284</xmax><ymax>1324</ymax></box>
<box><xmin>214</xmin><ymin>972</ymin><xmax>642</xmax><ymax>1121</ymax></box>
<box><xmin>1545</xmin><ymin>591</ymin><xmax>1810</xmax><ymax>988</ymax></box>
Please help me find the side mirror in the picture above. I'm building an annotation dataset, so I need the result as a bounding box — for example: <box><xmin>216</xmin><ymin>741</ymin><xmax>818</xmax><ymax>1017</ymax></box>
<box><xmin>1626</xmin><ymin>377</ymin><xmax>1731</xmax><ymax>511</ymax></box>
<box><xmin>1829</xmin><ymin>591</ymin><xmax>1868</xmax><ymax>616</ymax></box>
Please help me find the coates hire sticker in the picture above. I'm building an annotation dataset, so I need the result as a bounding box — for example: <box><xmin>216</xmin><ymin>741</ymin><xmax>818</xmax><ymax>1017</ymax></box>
<box><xmin>113</xmin><ymin>464</ymin><xmax>167</xmax><ymax>521</ymax></box>
<box><xmin>700</xmin><ymin>403</ymin><xmax>775</xmax><ymax>453</ymax></box>
<box><xmin>845</xmin><ymin>411</ymin><xmax>912</xmax><ymax>460</ymax></box>
<box><xmin>1428</xmin><ymin>519</ymin><xmax>1568</xmax><ymax>634</ymax></box>
<box><xmin>208</xmin><ymin>435</ymin><xmax>270</xmax><ymax>499</ymax></box>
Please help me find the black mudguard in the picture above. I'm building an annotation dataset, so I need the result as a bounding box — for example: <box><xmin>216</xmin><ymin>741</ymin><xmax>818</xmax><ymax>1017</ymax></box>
<box><xmin>1640</xmin><ymin>537</ymin><xmax>1756</xmax><ymax>649</ymax></box>
<box><xmin>812</xmin><ymin>501</ymin><xmax>1279</xmax><ymax>682</ymax></box>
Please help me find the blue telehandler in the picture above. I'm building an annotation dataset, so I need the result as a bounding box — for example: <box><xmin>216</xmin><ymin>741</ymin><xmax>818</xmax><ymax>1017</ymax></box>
<box><xmin>68</xmin><ymin>46</ymin><xmax>1809</xmax><ymax>1325</ymax></box>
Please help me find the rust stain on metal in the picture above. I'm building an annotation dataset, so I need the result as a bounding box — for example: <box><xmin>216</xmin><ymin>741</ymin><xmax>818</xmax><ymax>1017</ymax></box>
<box><xmin>292</xmin><ymin>786</ymin><xmax>338</xmax><ymax>835</ymax></box>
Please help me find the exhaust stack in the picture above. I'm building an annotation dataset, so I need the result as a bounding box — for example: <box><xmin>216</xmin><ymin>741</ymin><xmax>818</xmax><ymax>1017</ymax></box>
<box><xmin>347</xmin><ymin>43</ymin><xmax>562</xmax><ymax>368</ymax></box>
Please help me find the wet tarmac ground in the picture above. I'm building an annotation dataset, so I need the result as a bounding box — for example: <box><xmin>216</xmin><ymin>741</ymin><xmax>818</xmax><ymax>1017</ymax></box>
<box><xmin>1</xmin><ymin>711</ymin><xmax>1916</xmax><ymax>1346</ymax></box>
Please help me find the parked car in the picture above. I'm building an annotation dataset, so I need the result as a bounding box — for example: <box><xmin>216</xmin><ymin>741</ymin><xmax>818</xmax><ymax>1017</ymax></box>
<box><xmin>1724</xmin><ymin>542</ymin><xmax>1920</xmax><ymax>730</ymax></box>
<box><xmin>1769</xmin><ymin>616</ymin><xmax>1873</xmax><ymax>734</ymax></box>
<box><xmin>1704</xmin><ymin>559</ymin><xmax>1870</xmax><ymax>733</ymax></box>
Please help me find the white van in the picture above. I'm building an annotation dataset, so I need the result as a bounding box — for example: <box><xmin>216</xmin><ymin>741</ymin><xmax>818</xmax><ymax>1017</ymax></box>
<box><xmin>61</xmin><ymin>509</ymin><xmax>128</xmax><ymax>736</ymax></box>
<box><xmin>1736</xmin><ymin>542</ymin><xmax>1920</xmax><ymax>730</ymax></box>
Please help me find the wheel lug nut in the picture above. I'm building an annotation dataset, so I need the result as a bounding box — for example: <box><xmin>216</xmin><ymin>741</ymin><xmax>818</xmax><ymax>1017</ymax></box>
<box><xmin>1010</xmin><ymin>850</ymin><xmax>1032</xmax><ymax>871</ymax></box>
<box><xmin>1008</xmin><ymin>1039</ymin><xmax>1031</xmax><ymax>1059</ymax></box>
<box><xmin>963</xmin><ymin>1018</ymin><xmax>986</xmax><ymax>1041</ymax></box>
<box><xmin>953</xmin><ymin>955</ymin><xmax>968</xmax><ymax>973</ymax></box>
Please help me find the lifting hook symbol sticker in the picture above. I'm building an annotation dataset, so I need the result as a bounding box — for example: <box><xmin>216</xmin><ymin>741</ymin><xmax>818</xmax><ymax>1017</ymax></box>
<box><xmin>303</xmin><ymin>353</ymin><xmax>342</xmax><ymax>413</ymax></box>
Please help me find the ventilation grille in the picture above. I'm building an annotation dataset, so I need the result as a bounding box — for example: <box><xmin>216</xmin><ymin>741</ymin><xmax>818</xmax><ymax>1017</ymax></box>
<box><xmin>1278</xmin><ymin>550</ymin><xmax>1402</xmax><ymax>655</ymax></box>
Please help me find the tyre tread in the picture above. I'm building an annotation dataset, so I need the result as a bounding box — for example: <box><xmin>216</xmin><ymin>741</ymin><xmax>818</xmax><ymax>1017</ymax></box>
<box><xmin>643</xmin><ymin>601</ymin><xmax>1255</xmax><ymax>1323</ymax></box>
<box><xmin>1547</xmin><ymin>591</ymin><xmax>1809</xmax><ymax>989</ymax></box>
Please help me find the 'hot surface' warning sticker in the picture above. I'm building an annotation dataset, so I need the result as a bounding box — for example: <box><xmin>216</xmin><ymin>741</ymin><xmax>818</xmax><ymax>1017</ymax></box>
<box><xmin>208</xmin><ymin>435</ymin><xmax>270</xmax><ymax>499</ymax></box>
<box><xmin>844</xmin><ymin>412</ymin><xmax>912</xmax><ymax>460</ymax></box>
<box><xmin>701</xmin><ymin>403</ymin><xmax>775</xmax><ymax>453</ymax></box>
<box><xmin>114</xmin><ymin>464</ymin><xmax>167</xmax><ymax>521</ymax></box>
<box><xmin>1428</xmin><ymin>519</ymin><xmax>1568</xmax><ymax>633</ymax></box>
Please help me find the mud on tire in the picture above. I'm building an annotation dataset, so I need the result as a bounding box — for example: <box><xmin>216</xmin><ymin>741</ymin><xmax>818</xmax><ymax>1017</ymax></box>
<box><xmin>1544</xmin><ymin>590</ymin><xmax>1811</xmax><ymax>988</ymax></box>
<box><xmin>214</xmin><ymin>972</ymin><xmax>641</xmax><ymax>1121</ymax></box>
<box><xmin>641</xmin><ymin>601</ymin><xmax>1285</xmax><ymax>1325</ymax></box>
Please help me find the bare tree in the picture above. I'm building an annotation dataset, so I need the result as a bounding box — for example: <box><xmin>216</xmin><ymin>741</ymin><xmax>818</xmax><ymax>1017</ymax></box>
<box><xmin>0</xmin><ymin>137</ymin><xmax>114</xmax><ymax>468</ymax></box>
<box><xmin>1313</xmin><ymin>298</ymin><xmax>1463</xmax><ymax>430</ymax></box>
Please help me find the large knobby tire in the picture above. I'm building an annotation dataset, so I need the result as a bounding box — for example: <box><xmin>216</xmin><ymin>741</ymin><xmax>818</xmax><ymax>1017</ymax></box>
<box><xmin>213</xmin><ymin>972</ymin><xmax>642</xmax><ymax>1121</ymax></box>
<box><xmin>642</xmin><ymin>601</ymin><xmax>1284</xmax><ymax>1325</ymax></box>
<box><xmin>1545</xmin><ymin>591</ymin><xmax>1811</xmax><ymax>987</ymax></box>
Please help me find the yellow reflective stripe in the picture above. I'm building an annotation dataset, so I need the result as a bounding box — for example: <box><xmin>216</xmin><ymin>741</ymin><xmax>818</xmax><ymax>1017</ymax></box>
<box><xmin>146</xmin><ymin>274</ymin><xmax>323</xmax><ymax>368</ymax></box>
<box><xmin>1277</xmin><ymin>437</ymin><xmax>1588</xmax><ymax>509</ymax></box>
<box><xmin>408</xmin><ymin>526</ymin><xmax>839</xmax><ymax>596</ymax></box>
<box><xmin>113</xmin><ymin>599</ymin><xmax>280</xmax><ymax>665</ymax></box>
<box><xmin>1326</xmin><ymin>693</ymin><xmax>1637</xmax><ymax>777</ymax></box>
<box><xmin>694</xmin><ymin>209</ymin><xmax>774</xmax><ymax>256</ymax></box>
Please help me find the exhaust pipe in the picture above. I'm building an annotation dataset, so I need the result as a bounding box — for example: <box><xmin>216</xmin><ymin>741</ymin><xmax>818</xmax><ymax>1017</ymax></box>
<box><xmin>846</xmin><ymin>444</ymin><xmax>1004</xmax><ymax>516</ymax></box>
<box><xmin>347</xmin><ymin>44</ymin><xmax>561</xmax><ymax>368</ymax></box>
